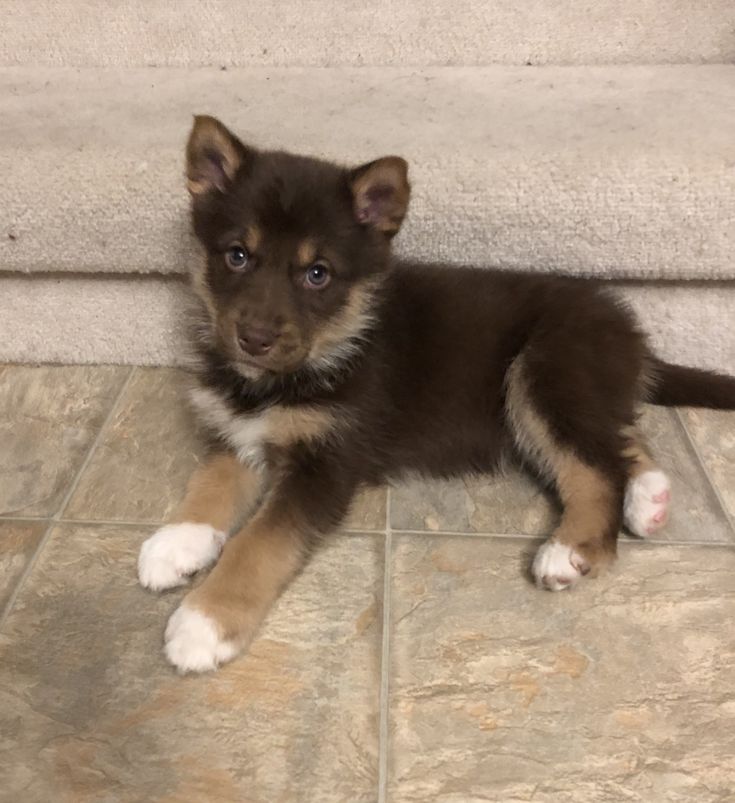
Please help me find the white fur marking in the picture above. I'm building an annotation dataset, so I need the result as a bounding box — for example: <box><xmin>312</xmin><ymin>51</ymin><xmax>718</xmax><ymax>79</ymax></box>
<box><xmin>189</xmin><ymin>386</ymin><xmax>268</xmax><ymax>468</ymax></box>
<box><xmin>624</xmin><ymin>469</ymin><xmax>671</xmax><ymax>537</ymax></box>
<box><xmin>532</xmin><ymin>540</ymin><xmax>588</xmax><ymax>591</ymax></box>
<box><xmin>138</xmin><ymin>523</ymin><xmax>226</xmax><ymax>591</ymax></box>
<box><xmin>164</xmin><ymin>605</ymin><xmax>239</xmax><ymax>673</ymax></box>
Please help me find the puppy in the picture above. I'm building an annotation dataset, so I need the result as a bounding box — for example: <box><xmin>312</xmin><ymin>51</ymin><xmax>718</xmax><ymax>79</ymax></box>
<box><xmin>138</xmin><ymin>115</ymin><xmax>735</xmax><ymax>673</ymax></box>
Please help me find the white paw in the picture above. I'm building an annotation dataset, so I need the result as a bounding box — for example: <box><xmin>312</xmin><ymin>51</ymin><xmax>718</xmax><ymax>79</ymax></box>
<box><xmin>164</xmin><ymin>605</ymin><xmax>238</xmax><ymax>674</ymax></box>
<box><xmin>532</xmin><ymin>540</ymin><xmax>589</xmax><ymax>591</ymax></box>
<box><xmin>624</xmin><ymin>469</ymin><xmax>671</xmax><ymax>538</ymax></box>
<box><xmin>138</xmin><ymin>523</ymin><xmax>226</xmax><ymax>591</ymax></box>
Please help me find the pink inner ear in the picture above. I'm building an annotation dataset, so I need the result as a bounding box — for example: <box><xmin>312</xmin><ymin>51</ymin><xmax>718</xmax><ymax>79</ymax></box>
<box><xmin>199</xmin><ymin>148</ymin><xmax>229</xmax><ymax>192</ymax></box>
<box><xmin>358</xmin><ymin>183</ymin><xmax>394</xmax><ymax>224</ymax></box>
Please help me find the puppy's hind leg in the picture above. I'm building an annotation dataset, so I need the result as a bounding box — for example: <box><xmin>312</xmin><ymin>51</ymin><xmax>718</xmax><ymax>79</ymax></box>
<box><xmin>622</xmin><ymin>428</ymin><xmax>671</xmax><ymax>538</ymax></box>
<box><xmin>505</xmin><ymin>355</ymin><xmax>625</xmax><ymax>591</ymax></box>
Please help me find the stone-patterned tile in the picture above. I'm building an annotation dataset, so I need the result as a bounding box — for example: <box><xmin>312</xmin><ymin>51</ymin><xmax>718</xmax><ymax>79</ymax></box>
<box><xmin>637</xmin><ymin>405</ymin><xmax>733</xmax><ymax>542</ymax></box>
<box><xmin>389</xmin><ymin>535</ymin><xmax>735</xmax><ymax>802</ymax></box>
<box><xmin>389</xmin><ymin>406</ymin><xmax>732</xmax><ymax>543</ymax></box>
<box><xmin>0</xmin><ymin>521</ymin><xmax>46</xmax><ymax>613</ymax></box>
<box><xmin>0</xmin><ymin>365</ymin><xmax>129</xmax><ymax>517</ymax></box>
<box><xmin>0</xmin><ymin>524</ymin><xmax>383</xmax><ymax>803</ymax></box>
<box><xmin>344</xmin><ymin>485</ymin><xmax>387</xmax><ymax>531</ymax></box>
<box><xmin>65</xmin><ymin>368</ymin><xmax>203</xmax><ymax>523</ymax></box>
<box><xmin>390</xmin><ymin>470</ymin><xmax>554</xmax><ymax>535</ymax></box>
<box><xmin>679</xmin><ymin>407</ymin><xmax>735</xmax><ymax>523</ymax></box>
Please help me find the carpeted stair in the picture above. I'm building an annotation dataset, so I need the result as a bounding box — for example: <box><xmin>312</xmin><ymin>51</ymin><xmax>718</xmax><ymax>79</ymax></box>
<box><xmin>1</xmin><ymin>3</ymin><xmax>733</xmax><ymax>370</ymax></box>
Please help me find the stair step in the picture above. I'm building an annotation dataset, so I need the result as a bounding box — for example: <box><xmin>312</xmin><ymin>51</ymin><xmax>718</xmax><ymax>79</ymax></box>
<box><xmin>2</xmin><ymin>65</ymin><xmax>734</xmax><ymax>282</ymax></box>
<box><xmin>2</xmin><ymin>273</ymin><xmax>732</xmax><ymax>371</ymax></box>
<box><xmin>2</xmin><ymin>1</ymin><xmax>734</xmax><ymax>67</ymax></box>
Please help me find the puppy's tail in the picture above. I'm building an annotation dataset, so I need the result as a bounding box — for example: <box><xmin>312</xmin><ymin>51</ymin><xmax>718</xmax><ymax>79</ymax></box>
<box><xmin>647</xmin><ymin>359</ymin><xmax>735</xmax><ymax>409</ymax></box>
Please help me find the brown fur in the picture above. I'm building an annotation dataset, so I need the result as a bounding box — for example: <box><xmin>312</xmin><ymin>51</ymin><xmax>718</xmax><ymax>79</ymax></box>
<box><xmin>186</xmin><ymin>506</ymin><xmax>306</xmax><ymax>647</ymax></box>
<box><xmin>620</xmin><ymin>425</ymin><xmax>657</xmax><ymax>478</ymax></box>
<box><xmin>148</xmin><ymin>116</ymin><xmax>735</xmax><ymax>669</ymax></box>
<box><xmin>505</xmin><ymin>354</ymin><xmax>619</xmax><ymax>570</ymax></box>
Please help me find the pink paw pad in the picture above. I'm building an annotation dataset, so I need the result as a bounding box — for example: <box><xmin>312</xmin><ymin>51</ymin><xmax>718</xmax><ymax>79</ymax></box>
<box><xmin>624</xmin><ymin>470</ymin><xmax>672</xmax><ymax>539</ymax></box>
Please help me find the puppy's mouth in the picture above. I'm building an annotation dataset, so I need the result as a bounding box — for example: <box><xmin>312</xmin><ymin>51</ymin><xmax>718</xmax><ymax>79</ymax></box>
<box><xmin>230</xmin><ymin>342</ymin><xmax>308</xmax><ymax>378</ymax></box>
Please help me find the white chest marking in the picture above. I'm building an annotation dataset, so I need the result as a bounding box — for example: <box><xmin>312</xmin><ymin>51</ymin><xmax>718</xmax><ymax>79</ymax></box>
<box><xmin>189</xmin><ymin>386</ymin><xmax>337</xmax><ymax>469</ymax></box>
<box><xmin>189</xmin><ymin>387</ymin><xmax>269</xmax><ymax>467</ymax></box>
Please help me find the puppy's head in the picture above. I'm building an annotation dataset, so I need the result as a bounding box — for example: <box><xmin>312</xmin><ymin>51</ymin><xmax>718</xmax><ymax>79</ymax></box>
<box><xmin>185</xmin><ymin>115</ymin><xmax>410</xmax><ymax>379</ymax></box>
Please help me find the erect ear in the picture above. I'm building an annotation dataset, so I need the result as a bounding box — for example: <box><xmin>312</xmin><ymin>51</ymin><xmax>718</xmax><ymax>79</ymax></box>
<box><xmin>186</xmin><ymin>115</ymin><xmax>250</xmax><ymax>196</ymax></box>
<box><xmin>349</xmin><ymin>156</ymin><xmax>410</xmax><ymax>236</ymax></box>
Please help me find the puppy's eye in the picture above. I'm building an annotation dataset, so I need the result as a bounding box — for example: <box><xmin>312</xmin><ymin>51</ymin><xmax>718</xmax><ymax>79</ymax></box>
<box><xmin>225</xmin><ymin>244</ymin><xmax>250</xmax><ymax>271</ymax></box>
<box><xmin>304</xmin><ymin>262</ymin><xmax>331</xmax><ymax>289</ymax></box>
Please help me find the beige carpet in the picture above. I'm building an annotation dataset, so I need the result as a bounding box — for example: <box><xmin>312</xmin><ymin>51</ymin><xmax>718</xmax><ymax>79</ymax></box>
<box><xmin>1</xmin><ymin>0</ymin><xmax>733</xmax><ymax>66</ymax></box>
<box><xmin>2</xmin><ymin>65</ymin><xmax>734</xmax><ymax>283</ymax></box>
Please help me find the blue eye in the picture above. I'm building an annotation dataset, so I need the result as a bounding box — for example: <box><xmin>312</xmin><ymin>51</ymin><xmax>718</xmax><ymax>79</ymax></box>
<box><xmin>305</xmin><ymin>262</ymin><xmax>331</xmax><ymax>289</ymax></box>
<box><xmin>225</xmin><ymin>244</ymin><xmax>249</xmax><ymax>271</ymax></box>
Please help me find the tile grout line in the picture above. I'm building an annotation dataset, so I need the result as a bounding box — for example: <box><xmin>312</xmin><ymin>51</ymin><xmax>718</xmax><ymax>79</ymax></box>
<box><xmin>377</xmin><ymin>487</ymin><xmax>393</xmax><ymax>803</ymax></box>
<box><xmin>372</xmin><ymin>527</ymin><xmax>735</xmax><ymax>547</ymax></box>
<box><xmin>673</xmin><ymin>407</ymin><xmax>735</xmax><ymax>540</ymax></box>
<box><xmin>0</xmin><ymin>367</ymin><xmax>137</xmax><ymax>631</ymax></box>
<box><xmin>54</xmin><ymin>367</ymin><xmax>138</xmax><ymax>520</ymax></box>
<box><xmin>1</xmin><ymin>521</ymin><xmax>730</xmax><ymax>548</ymax></box>
<box><xmin>0</xmin><ymin>515</ymin><xmax>166</xmax><ymax>528</ymax></box>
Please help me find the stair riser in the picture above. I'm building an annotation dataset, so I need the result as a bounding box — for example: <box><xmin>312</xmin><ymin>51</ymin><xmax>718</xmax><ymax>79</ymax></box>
<box><xmin>2</xmin><ymin>275</ymin><xmax>733</xmax><ymax>374</ymax></box>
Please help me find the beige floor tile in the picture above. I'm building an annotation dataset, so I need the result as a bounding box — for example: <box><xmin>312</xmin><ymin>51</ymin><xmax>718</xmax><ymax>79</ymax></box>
<box><xmin>0</xmin><ymin>365</ymin><xmax>130</xmax><ymax>517</ymax></box>
<box><xmin>389</xmin><ymin>535</ymin><xmax>735</xmax><ymax>802</ymax></box>
<box><xmin>390</xmin><ymin>469</ymin><xmax>554</xmax><ymax>535</ymax></box>
<box><xmin>0</xmin><ymin>523</ymin><xmax>383</xmax><ymax>803</ymax></box>
<box><xmin>0</xmin><ymin>520</ymin><xmax>46</xmax><ymax>613</ymax></box>
<box><xmin>65</xmin><ymin>368</ymin><xmax>203</xmax><ymax>523</ymax></box>
<box><xmin>679</xmin><ymin>407</ymin><xmax>735</xmax><ymax>523</ymax></box>
<box><xmin>389</xmin><ymin>406</ymin><xmax>733</xmax><ymax>543</ymax></box>
<box><xmin>637</xmin><ymin>405</ymin><xmax>733</xmax><ymax>542</ymax></box>
<box><xmin>345</xmin><ymin>485</ymin><xmax>388</xmax><ymax>531</ymax></box>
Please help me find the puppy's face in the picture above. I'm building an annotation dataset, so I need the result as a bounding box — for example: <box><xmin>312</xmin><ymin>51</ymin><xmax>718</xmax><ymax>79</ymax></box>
<box><xmin>186</xmin><ymin>116</ymin><xmax>410</xmax><ymax>378</ymax></box>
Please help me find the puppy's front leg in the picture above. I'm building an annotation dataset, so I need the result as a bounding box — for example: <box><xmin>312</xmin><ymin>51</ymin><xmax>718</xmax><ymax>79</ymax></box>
<box><xmin>138</xmin><ymin>452</ymin><xmax>261</xmax><ymax>592</ymax></box>
<box><xmin>163</xmin><ymin>459</ymin><xmax>356</xmax><ymax>673</ymax></box>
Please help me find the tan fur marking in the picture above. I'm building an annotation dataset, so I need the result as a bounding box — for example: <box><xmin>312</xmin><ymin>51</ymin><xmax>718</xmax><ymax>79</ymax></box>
<box><xmin>552</xmin><ymin>456</ymin><xmax>617</xmax><ymax>568</ymax></box>
<box><xmin>308</xmin><ymin>278</ymin><xmax>380</xmax><ymax>364</ymax></box>
<box><xmin>262</xmin><ymin>405</ymin><xmax>337</xmax><ymax>448</ymax></box>
<box><xmin>243</xmin><ymin>224</ymin><xmax>261</xmax><ymax>254</ymax></box>
<box><xmin>505</xmin><ymin>355</ymin><xmax>617</xmax><ymax>569</ymax></box>
<box><xmin>620</xmin><ymin>425</ymin><xmax>657</xmax><ymax>478</ymax></box>
<box><xmin>174</xmin><ymin>452</ymin><xmax>262</xmax><ymax>533</ymax></box>
<box><xmin>296</xmin><ymin>238</ymin><xmax>317</xmax><ymax>267</ymax></box>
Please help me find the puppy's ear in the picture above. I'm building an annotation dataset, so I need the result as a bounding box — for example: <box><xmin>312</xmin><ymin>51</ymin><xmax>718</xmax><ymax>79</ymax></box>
<box><xmin>350</xmin><ymin>157</ymin><xmax>410</xmax><ymax>236</ymax></box>
<box><xmin>186</xmin><ymin>115</ymin><xmax>250</xmax><ymax>196</ymax></box>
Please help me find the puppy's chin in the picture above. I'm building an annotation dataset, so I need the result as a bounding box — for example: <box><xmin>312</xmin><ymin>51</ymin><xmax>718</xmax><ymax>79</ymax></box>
<box><xmin>230</xmin><ymin>352</ymin><xmax>310</xmax><ymax>382</ymax></box>
<box><xmin>231</xmin><ymin>359</ymin><xmax>268</xmax><ymax>382</ymax></box>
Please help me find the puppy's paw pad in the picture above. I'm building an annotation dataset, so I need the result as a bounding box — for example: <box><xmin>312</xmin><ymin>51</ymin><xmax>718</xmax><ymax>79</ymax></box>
<box><xmin>532</xmin><ymin>541</ymin><xmax>589</xmax><ymax>592</ymax></box>
<box><xmin>164</xmin><ymin>605</ymin><xmax>238</xmax><ymax>674</ymax></box>
<box><xmin>138</xmin><ymin>523</ymin><xmax>226</xmax><ymax>591</ymax></box>
<box><xmin>624</xmin><ymin>470</ymin><xmax>671</xmax><ymax>538</ymax></box>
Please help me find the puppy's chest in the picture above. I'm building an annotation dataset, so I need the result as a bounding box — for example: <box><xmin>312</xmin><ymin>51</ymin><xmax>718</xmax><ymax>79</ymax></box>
<box><xmin>190</xmin><ymin>386</ymin><xmax>336</xmax><ymax>467</ymax></box>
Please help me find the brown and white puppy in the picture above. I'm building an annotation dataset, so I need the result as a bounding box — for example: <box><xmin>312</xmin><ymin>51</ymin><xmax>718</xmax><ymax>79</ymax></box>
<box><xmin>138</xmin><ymin>115</ymin><xmax>735</xmax><ymax>673</ymax></box>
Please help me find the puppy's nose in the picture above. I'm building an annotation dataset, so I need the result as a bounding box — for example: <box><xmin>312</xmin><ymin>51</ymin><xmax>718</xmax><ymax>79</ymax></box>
<box><xmin>237</xmin><ymin>324</ymin><xmax>279</xmax><ymax>357</ymax></box>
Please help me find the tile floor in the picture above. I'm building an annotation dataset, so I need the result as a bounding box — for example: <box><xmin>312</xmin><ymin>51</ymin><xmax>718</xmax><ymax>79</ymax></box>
<box><xmin>0</xmin><ymin>365</ymin><xmax>733</xmax><ymax>802</ymax></box>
